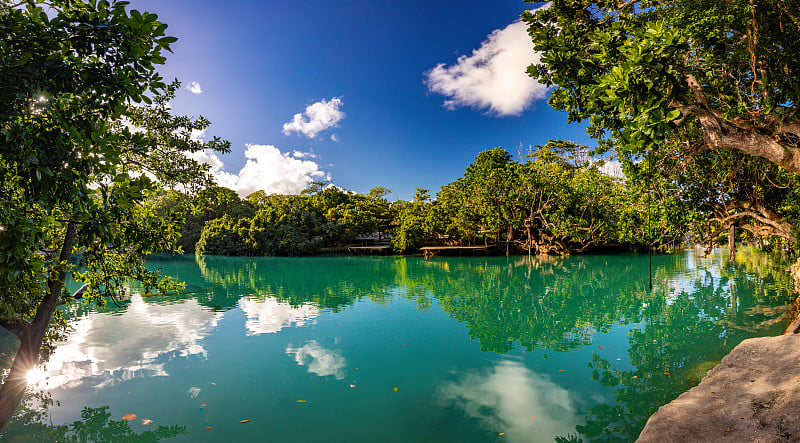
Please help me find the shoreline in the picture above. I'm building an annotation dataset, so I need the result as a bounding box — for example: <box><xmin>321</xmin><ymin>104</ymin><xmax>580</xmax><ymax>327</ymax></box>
<box><xmin>637</xmin><ymin>294</ymin><xmax>800</xmax><ymax>441</ymax></box>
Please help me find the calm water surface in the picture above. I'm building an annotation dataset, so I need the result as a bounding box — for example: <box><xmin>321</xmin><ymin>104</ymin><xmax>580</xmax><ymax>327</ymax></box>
<box><xmin>2</xmin><ymin>249</ymin><xmax>797</xmax><ymax>442</ymax></box>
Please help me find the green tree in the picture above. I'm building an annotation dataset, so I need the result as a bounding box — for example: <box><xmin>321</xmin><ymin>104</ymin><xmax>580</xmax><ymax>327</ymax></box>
<box><xmin>641</xmin><ymin>146</ymin><xmax>799</xmax><ymax>257</ymax></box>
<box><xmin>0</xmin><ymin>0</ymin><xmax>226</xmax><ymax>429</ymax></box>
<box><xmin>523</xmin><ymin>0</ymin><xmax>800</xmax><ymax>173</ymax></box>
<box><xmin>390</xmin><ymin>199</ymin><xmax>431</xmax><ymax>253</ymax></box>
<box><xmin>195</xmin><ymin>214</ymin><xmax>255</xmax><ymax>256</ymax></box>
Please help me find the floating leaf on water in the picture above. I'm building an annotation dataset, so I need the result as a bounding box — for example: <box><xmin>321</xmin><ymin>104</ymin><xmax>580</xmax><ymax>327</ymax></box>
<box><xmin>211</xmin><ymin>382</ymin><xmax>216</xmax><ymax>385</ymax></box>
<box><xmin>201</xmin><ymin>404</ymin><xmax>206</xmax><ymax>408</ymax></box>
<box><xmin>499</xmin><ymin>433</ymin><xmax>505</xmax><ymax>436</ymax></box>
<box><xmin>240</xmin><ymin>420</ymin><xmax>250</xmax><ymax>423</ymax></box>
<box><xmin>350</xmin><ymin>384</ymin><xmax>355</xmax><ymax>388</ymax></box>
<box><xmin>206</xmin><ymin>427</ymin><xmax>212</xmax><ymax>430</ymax></box>
<box><xmin>297</xmin><ymin>400</ymin><xmax>307</xmax><ymax>403</ymax></box>
<box><xmin>663</xmin><ymin>372</ymin><xmax>670</xmax><ymax>375</ymax></box>
<box><xmin>393</xmin><ymin>387</ymin><xmax>398</xmax><ymax>392</ymax></box>
<box><xmin>122</xmin><ymin>414</ymin><xmax>137</xmax><ymax>421</ymax></box>
<box><xmin>597</xmin><ymin>346</ymin><xmax>605</xmax><ymax>349</ymax></box>
<box><xmin>141</xmin><ymin>419</ymin><xmax>153</xmax><ymax>425</ymax></box>
<box><xmin>632</xmin><ymin>376</ymin><xmax>638</xmax><ymax>379</ymax></box>
<box><xmin>531</xmin><ymin>416</ymin><xmax>535</xmax><ymax>419</ymax></box>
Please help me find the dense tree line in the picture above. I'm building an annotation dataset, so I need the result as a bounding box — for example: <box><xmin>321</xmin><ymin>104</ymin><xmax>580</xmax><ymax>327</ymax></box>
<box><xmin>153</xmin><ymin>141</ymin><xmax>715</xmax><ymax>257</ymax></box>
<box><xmin>147</xmin><ymin>138</ymin><xmax>799</xmax><ymax>258</ymax></box>
<box><xmin>143</xmin><ymin>183</ymin><xmax>394</xmax><ymax>256</ymax></box>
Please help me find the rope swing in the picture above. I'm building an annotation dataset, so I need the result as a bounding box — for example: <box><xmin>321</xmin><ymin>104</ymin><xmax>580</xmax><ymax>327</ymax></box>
<box><xmin>647</xmin><ymin>151</ymin><xmax>653</xmax><ymax>290</ymax></box>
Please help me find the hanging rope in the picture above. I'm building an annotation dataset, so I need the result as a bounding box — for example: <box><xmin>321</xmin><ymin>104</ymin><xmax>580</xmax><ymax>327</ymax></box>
<box><xmin>647</xmin><ymin>151</ymin><xmax>653</xmax><ymax>290</ymax></box>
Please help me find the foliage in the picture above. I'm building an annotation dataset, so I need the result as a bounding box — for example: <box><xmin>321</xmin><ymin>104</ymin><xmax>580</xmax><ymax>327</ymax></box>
<box><xmin>641</xmin><ymin>146</ymin><xmax>800</xmax><ymax>248</ymax></box>
<box><xmin>195</xmin><ymin>214</ymin><xmax>254</xmax><ymax>256</ymax></box>
<box><xmin>0</xmin><ymin>0</ymin><xmax>228</xmax><ymax>429</ymax></box>
<box><xmin>523</xmin><ymin>0</ymin><xmax>800</xmax><ymax>173</ymax></box>
<box><xmin>390</xmin><ymin>199</ymin><xmax>430</xmax><ymax>253</ymax></box>
<box><xmin>144</xmin><ymin>186</ymin><xmax>254</xmax><ymax>253</ymax></box>
<box><xmin>193</xmin><ymin>185</ymin><xmax>395</xmax><ymax>256</ymax></box>
<box><xmin>181</xmin><ymin>145</ymin><xmax>697</xmax><ymax>256</ymax></box>
<box><xmin>0</xmin><ymin>0</ymin><xmax>228</xmax><ymax>326</ymax></box>
<box><xmin>522</xmin><ymin>0</ymin><xmax>800</xmax><ymax>259</ymax></box>
<box><xmin>421</xmin><ymin>144</ymin><xmax>683</xmax><ymax>254</ymax></box>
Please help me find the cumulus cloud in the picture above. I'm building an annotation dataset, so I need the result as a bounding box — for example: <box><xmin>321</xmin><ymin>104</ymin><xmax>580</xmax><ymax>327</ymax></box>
<box><xmin>282</xmin><ymin>97</ymin><xmax>345</xmax><ymax>138</ymax></box>
<box><xmin>330</xmin><ymin>134</ymin><xmax>339</xmax><ymax>142</ymax></box>
<box><xmin>286</xmin><ymin>340</ymin><xmax>347</xmax><ymax>380</ymax></box>
<box><xmin>424</xmin><ymin>6</ymin><xmax>550</xmax><ymax>116</ymax></box>
<box><xmin>598</xmin><ymin>159</ymin><xmax>624</xmax><ymax>178</ymax></box>
<box><xmin>186</xmin><ymin>144</ymin><xmax>327</xmax><ymax>197</ymax></box>
<box><xmin>186</xmin><ymin>81</ymin><xmax>203</xmax><ymax>94</ymax></box>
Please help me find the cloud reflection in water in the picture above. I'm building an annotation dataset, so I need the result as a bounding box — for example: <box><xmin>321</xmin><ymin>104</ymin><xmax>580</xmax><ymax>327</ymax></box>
<box><xmin>238</xmin><ymin>297</ymin><xmax>319</xmax><ymax>335</ymax></box>
<box><xmin>27</xmin><ymin>295</ymin><xmax>222</xmax><ymax>390</ymax></box>
<box><xmin>439</xmin><ymin>360</ymin><xmax>580</xmax><ymax>442</ymax></box>
<box><xmin>285</xmin><ymin>340</ymin><xmax>347</xmax><ymax>380</ymax></box>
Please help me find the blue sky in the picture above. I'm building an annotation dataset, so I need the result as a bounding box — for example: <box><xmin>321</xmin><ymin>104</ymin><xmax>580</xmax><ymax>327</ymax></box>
<box><xmin>132</xmin><ymin>0</ymin><xmax>593</xmax><ymax>200</ymax></box>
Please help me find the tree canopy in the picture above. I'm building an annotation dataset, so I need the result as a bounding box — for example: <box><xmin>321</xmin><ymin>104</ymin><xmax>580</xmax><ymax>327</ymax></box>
<box><xmin>523</xmin><ymin>0</ymin><xmax>800</xmax><ymax>173</ymax></box>
<box><xmin>0</xmin><ymin>0</ymin><xmax>227</xmax><ymax>429</ymax></box>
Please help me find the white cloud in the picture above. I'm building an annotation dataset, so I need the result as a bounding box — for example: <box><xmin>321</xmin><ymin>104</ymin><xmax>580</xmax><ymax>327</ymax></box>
<box><xmin>285</xmin><ymin>340</ymin><xmax>347</xmax><ymax>380</ymax></box>
<box><xmin>424</xmin><ymin>6</ymin><xmax>550</xmax><ymax>116</ymax></box>
<box><xmin>187</xmin><ymin>144</ymin><xmax>327</xmax><ymax>197</ymax></box>
<box><xmin>330</xmin><ymin>133</ymin><xmax>339</xmax><ymax>142</ymax></box>
<box><xmin>439</xmin><ymin>360</ymin><xmax>581</xmax><ymax>442</ymax></box>
<box><xmin>190</xmin><ymin>128</ymin><xmax>206</xmax><ymax>142</ymax></box>
<box><xmin>598</xmin><ymin>159</ymin><xmax>624</xmax><ymax>178</ymax></box>
<box><xmin>282</xmin><ymin>97</ymin><xmax>345</xmax><ymax>138</ymax></box>
<box><xmin>292</xmin><ymin>150</ymin><xmax>317</xmax><ymax>159</ymax></box>
<box><xmin>186</xmin><ymin>81</ymin><xmax>203</xmax><ymax>94</ymax></box>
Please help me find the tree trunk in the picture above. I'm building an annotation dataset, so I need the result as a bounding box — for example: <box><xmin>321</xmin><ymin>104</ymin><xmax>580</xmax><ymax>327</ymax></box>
<box><xmin>526</xmin><ymin>227</ymin><xmax>531</xmax><ymax>256</ymax></box>
<box><xmin>729</xmin><ymin>224</ymin><xmax>736</xmax><ymax>261</ymax></box>
<box><xmin>0</xmin><ymin>222</ymin><xmax>77</xmax><ymax>431</ymax></box>
<box><xmin>505</xmin><ymin>226</ymin><xmax>513</xmax><ymax>256</ymax></box>
<box><xmin>675</xmin><ymin>74</ymin><xmax>800</xmax><ymax>175</ymax></box>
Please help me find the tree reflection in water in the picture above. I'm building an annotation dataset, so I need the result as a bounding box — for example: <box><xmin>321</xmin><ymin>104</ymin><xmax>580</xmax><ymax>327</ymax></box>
<box><xmin>2</xmin><ymin>391</ymin><xmax>186</xmax><ymax>442</ymax></box>
<box><xmin>190</xmin><ymin>250</ymin><xmax>795</xmax><ymax>440</ymax></box>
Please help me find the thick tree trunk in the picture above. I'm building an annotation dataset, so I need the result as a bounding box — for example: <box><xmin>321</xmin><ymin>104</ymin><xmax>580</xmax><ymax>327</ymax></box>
<box><xmin>674</xmin><ymin>74</ymin><xmax>800</xmax><ymax>175</ymax></box>
<box><xmin>0</xmin><ymin>222</ymin><xmax>77</xmax><ymax>431</ymax></box>
<box><xmin>702</xmin><ymin>118</ymin><xmax>800</xmax><ymax>175</ymax></box>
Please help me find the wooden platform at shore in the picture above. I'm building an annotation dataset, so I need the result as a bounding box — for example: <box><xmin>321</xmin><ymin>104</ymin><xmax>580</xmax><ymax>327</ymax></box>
<box><xmin>347</xmin><ymin>245</ymin><xmax>391</xmax><ymax>254</ymax></box>
<box><xmin>420</xmin><ymin>245</ymin><xmax>490</xmax><ymax>257</ymax></box>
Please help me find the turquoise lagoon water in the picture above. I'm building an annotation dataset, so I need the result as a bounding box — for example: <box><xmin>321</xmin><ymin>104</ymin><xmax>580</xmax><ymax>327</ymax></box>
<box><xmin>2</xmin><ymin>249</ymin><xmax>797</xmax><ymax>442</ymax></box>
